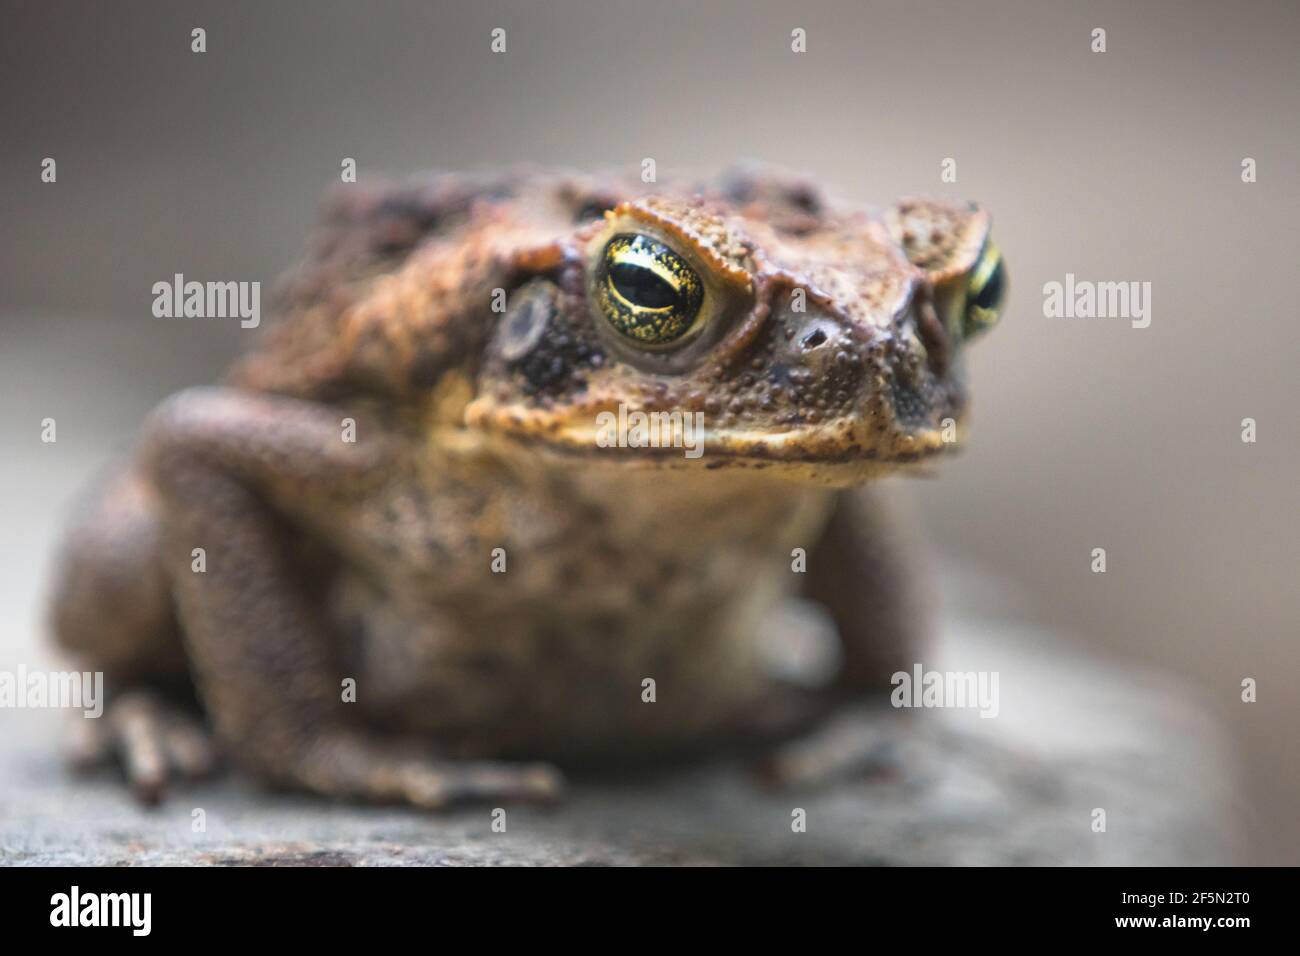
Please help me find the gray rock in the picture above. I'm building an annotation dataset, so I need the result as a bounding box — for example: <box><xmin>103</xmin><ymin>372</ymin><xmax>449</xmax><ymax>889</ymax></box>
<box><xmin>0</xmin><ymin>618</ymin><xmax>1244</xmax><ymax>866</ymax></box>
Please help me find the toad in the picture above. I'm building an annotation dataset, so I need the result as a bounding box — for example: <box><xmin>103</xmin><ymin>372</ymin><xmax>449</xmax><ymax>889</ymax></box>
<box><xmin>50</xmin><ymin>165</ymin><xmax>1005</xmax><ymax>806</ymax></box>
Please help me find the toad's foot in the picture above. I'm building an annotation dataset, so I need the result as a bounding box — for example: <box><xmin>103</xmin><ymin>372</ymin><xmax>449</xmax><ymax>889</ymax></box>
<box><xmin>285</xmin><ymin>731</ymin><xmax>565</xmax><ymax>810</ymax></box>
<box><xmin>68</xmin><ymin>689</ymin><xmax>218</xmax><ymax>806</ymax></box>
<box><xmin>757</xmin><ymin>702</ymin><xmax>908</xmax><ymax>789</ymax></box>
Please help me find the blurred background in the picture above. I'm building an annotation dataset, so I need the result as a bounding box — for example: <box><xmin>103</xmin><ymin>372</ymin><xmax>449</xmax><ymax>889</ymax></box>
<box><xmin>2</xmin><ymin>0</ymin><xmax>1296</xmax><ymax>862</ymax></box>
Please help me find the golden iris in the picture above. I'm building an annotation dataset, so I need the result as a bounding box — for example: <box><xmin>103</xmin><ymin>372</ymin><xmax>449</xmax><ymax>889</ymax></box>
<box><xmin>964</xmin><ymin>241</ymin><xmax>1005</xmax><ymax>338</ymax></box>
<box><xmin>596</xmin><ymin>234</ymin><xmax>704</xmax><ymax>346</ymax></box>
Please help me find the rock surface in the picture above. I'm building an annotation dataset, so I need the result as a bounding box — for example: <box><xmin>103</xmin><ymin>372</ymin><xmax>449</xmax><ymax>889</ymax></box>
<box><xmin>0</xmin><ymin>618</ymin><xmax>1244</xmax><ymax>866</ymax></box>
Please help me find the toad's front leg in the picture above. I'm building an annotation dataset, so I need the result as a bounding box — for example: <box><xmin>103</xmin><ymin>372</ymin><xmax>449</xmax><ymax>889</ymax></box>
<box><xmin>757</xmin><ymin>489</ymin><xmax>927</xmax><ymax>788</ymax></box>
<box><xmin>140</xmin><ymin>387</ymin><xmax>562</xmax><ymax>808</ymax></box>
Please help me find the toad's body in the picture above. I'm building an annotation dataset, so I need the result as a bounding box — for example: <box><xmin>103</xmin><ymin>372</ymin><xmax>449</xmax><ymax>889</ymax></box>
<box><xmin>322</xmin><ymin>454</ymin><xmax>829</xmax><ymax>757</ymax></box>
<box><xmin>51</xmin><ymin>167</ymin><xmax>1004</xmax><ymax>804</ymax></box>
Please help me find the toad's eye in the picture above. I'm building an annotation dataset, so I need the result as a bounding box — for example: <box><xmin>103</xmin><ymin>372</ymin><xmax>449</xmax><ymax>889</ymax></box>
<box><xmin>964</xmin><ymin>241</ymin><xmax>1005</xmax><ymax>338</ymax></box>
<box><xmin>596</xmin><ymin>233</ymin><xmax>704</xmax><ymax>346</ymax></box>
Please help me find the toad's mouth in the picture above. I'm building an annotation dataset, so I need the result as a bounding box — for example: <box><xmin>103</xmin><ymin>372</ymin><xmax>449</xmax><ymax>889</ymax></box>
<box><xmin>460</xmin><ymin>400</ymin><xmax>962</xmax><ymax>485</ymax></box>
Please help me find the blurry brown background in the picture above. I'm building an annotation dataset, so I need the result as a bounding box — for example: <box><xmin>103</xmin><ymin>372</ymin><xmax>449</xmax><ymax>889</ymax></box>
<box><xmin>2</xmin><ymin>0</ymin><xmax>1296</xmax><ymax>862</ymax></box>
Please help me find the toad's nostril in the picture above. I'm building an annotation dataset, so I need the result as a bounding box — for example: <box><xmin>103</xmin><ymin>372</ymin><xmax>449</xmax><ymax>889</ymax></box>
<box><xmin>782</xmin><ymin>318</ymin><xmax>845</xmax><ymax>369</ymax></box>
<box><xmin>800</xmin><ymin>328</ymin><xmax>828</xmax><ymax>350</ymax></box>
<box><xmin>792</xmin><ymin>317</ymin><xmax>841</xmax><ymax>354</ymax></box>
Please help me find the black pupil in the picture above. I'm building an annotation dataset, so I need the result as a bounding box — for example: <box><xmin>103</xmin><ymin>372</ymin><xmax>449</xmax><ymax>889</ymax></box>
<box><xmin>973</xmin><ymin>260</ymin><xmax>1004</xmax><ymax>310</ymax></box>
<box><xmin>610</xmin><ymin>262</ymin><xmax>679</xmax><ymax>310</ymax></box>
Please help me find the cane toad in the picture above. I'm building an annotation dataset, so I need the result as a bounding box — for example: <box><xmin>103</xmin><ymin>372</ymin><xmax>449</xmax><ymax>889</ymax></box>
<box><xmin>50</xmin><ymin>166</ymin><xmax>1005</xmax><ymax>806</ymax></box>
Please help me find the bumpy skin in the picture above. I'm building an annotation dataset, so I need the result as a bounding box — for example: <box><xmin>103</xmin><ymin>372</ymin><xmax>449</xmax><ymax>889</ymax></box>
<box><xmin>50</xmin><ymin>166</ymin><xmax>1000</xmax><ymax>806</ymax></box>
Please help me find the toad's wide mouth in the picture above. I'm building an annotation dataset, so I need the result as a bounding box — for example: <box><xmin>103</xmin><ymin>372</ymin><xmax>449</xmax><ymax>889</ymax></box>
<box><xmin>461</xmin><ymin>400</ymin><xmax>963</xmax><ymax>486</ymax></box>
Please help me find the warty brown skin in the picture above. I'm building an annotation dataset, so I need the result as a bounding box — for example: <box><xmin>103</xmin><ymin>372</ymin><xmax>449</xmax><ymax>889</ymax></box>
<box><xmin>49</xmin><ymin>166</ymin><xmax>1001</xmax><ymax>806</ymax></box>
